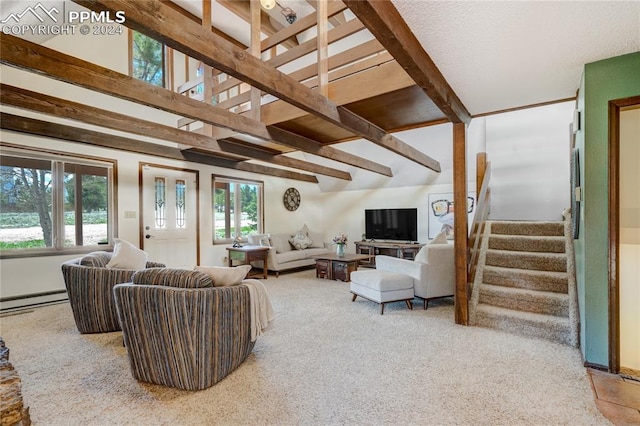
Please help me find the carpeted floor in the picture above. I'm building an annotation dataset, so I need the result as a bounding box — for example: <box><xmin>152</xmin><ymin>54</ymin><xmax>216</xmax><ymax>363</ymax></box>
<box><xmin>1</xmin><ymin>269</ymin><xmax>608</xmax><ymax>425</ymax></box>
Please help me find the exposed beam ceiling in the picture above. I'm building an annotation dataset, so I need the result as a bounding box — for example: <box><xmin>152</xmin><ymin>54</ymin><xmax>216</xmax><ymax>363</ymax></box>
<box><xmin>74</xmin><ymin>0</ymin><xmax>440</xmax><ymax>173</ymax></box>
<box><xmin>0</xmin><ymin>113</ymin><xmax>319</xmax><ymax>182</ymax></box>
<box><xmin>307</xmin><ymin>0</ymin><xmax>346</xmax><ymax>28</ymax></box>
<box><xmin>0</xmin><ymin>84</ymin><xmax>352</xmax><ymax>181</ymax></box>
<box><xmin>218</xmin><ymin>0</ymin><xmax>298</xmax><ymax>49</ymax></box>
<box><xmin>344</xmin><ymin>0</ymin><xmax>471</xmax><ymax>125</ymax></box>
<box><xmin>161</xmin><ymin>0</ymin><xmax>247</xmax><ymax>49</ymax></box>
<box><xmin>0</xmin><ymin>34</ymin><xmax>388</xmax><ymax>176</ymax></box>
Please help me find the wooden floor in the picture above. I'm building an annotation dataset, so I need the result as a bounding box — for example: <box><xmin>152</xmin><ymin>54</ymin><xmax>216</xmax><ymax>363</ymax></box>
<box><xmin>588</xmin><ymin>368</ymin><xmax>640</xmax><ymax>425</ymax></box>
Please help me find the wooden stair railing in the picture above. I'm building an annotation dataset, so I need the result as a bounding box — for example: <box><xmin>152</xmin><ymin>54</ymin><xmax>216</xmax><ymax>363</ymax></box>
<box><xmin>467</xmin><ymin>153</ymin><xmax>491</xmax><ymax>294</ymax></box>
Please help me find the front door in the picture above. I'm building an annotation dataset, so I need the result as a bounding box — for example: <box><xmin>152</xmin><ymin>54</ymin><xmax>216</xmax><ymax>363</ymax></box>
<box><xmin>141</xmin><ymin>164</ymin><xmax>199</xmax><ymax>268</ymax></box>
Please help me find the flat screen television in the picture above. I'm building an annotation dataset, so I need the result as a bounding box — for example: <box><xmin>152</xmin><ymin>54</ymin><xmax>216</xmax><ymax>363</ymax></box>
<box><xmin>365</xmin><ymin>208</ymin><xmax>418</xmax><ymax>242</ymax></box>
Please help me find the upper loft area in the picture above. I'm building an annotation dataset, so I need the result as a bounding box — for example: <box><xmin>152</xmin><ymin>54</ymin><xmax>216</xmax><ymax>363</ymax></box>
<box><xmin>1</xmin><ymin>0</ymin><xmax>461</xmax><ymax>184</ymax></box>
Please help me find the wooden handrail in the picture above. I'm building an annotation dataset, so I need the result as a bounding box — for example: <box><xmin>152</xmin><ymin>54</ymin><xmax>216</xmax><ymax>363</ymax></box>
<box><xmin>467</xmin><ymin>156</ymin><xmax>491</xmax><ymax>292</ymax></box>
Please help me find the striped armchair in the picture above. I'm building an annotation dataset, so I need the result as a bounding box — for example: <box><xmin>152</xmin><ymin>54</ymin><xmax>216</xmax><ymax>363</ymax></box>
<box><xmin>61</xmin><ymin>252</ymin><xmax>165</xmax><ymax>334</ymax></box>
<box><xmin>114</xmin><ymin>269</ymin><xmax>255</xmax><ymax>391</ymax></box>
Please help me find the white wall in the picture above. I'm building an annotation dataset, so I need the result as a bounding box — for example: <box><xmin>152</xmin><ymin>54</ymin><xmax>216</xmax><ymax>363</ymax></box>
<box><xmin>486</xmin><ymin>101</ymin><xmax>574</xmax><ymax>220</ymax></box>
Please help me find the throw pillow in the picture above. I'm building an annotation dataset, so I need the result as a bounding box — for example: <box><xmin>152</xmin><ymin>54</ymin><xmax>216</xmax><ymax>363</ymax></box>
<box><xmin>270</xmin><ymin>235</ymin><xmax>290</xmax><ymax>253</ymax></box>
<box><xmin>429</xmin><ymin>230</ymin><xmax>449</xmax><ymax>245</ymax></box>
<box><xmin>195</xmin><ymin>265</ymin><xmax>252</xmax><ymax>286</ymax></box>
<box><xmin>414</xmin><ymin>245</ymin><xmax>429</xmax><ymax>264</ymax></box>
<box><xmin>289</xmin><ymin>231</ymin><xmax>313</xmax><ymax>250</ymax></box>
<box><xmin>106</xmin><ymin>239</ymin><xmax>148</xmax><ymax>270</ymax></box>
<box><xmin>307</xmin><ymin>230</ymin><xmax>324</xmax><ymax>248</ymax></box>
<box><xmin>259</xmin><ymin>235</ymin><xmax>271</xmax><ymax>247</ymax></box>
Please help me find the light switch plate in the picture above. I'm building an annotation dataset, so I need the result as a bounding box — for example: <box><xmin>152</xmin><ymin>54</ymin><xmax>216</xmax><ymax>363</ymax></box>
<box><xmin>124</xmin><ymin>211</ymin><xmax>137</xmax><ymax>219</ymax></box>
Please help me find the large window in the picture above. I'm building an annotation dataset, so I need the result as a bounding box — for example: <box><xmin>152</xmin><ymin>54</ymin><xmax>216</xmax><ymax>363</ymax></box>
<box><xmin>213</xmin><ymin>177</ymin><xmax>263</xmax><ymax>243</ymax></box>
<box><xmin>0</xmin><ymin>149</ymin><xmax>114</xmax><ymax>256</ymax></box>
<box><xmin>131</xmin><ymin>30</ymin><xmax>165</xmax><ymax>87</ymax></box>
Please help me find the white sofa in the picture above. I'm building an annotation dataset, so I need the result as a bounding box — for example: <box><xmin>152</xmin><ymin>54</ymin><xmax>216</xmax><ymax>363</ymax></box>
<box><xmin>248</xmin><ymin>229</ymin><xmax>329</xmax><ymax>276</ymax></box>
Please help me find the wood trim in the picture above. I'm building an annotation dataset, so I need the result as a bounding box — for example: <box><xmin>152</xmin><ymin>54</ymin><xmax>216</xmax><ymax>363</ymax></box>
<box><xmin>0</xmin><ymin>35</ymin><xmax>385</xmax><ymax>176</ymax></box>
<box><xmin>476</xmin><ymin>152</ymin><xmax>487</xmax><ymax>200</ymax></box>
<box><xmin>608</xmin><ymin>95</ymin><xmax>640</xmax><ymax>373</ymax></box>
<box><xmin>344</xmin><ymin>0</ymin><xmax>471</xmax><ymax>125</ymax></box>
<box><xmin>137</xmin><ymin>162</ymin><xmax>201</xmax><ymax>265</ymax></box>
<box><xmin>609</xmin><ymin>100</ymin><xmax>620</xmax><ymax>373</ymax></box>
<box><xmin>127</xmin><ymin>28</ymin><xmax>133</xmax><ymax>77</ymax></box>
<box><xmin>0</xmin><ymin>112</ymin><xmax>319</xmax><ymax>183</ymax></box>
<box><xmin>73</xmin><ymin>0</ymin><xmax>439</xmax><ymax>172</ymax></box>
<box><xmin>453</xmin><ymin>122</ymin><xmax>469</xmax><ymax>325</ymax></box>
<box><xmin>472</xmin><ymin>97</ymin><xmax>577</xmax><ymax>118</ymax></box>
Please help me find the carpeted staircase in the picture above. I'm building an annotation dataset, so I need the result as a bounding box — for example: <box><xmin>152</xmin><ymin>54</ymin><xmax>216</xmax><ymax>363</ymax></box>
<box><xmin>472</xmin><ymin>220</ymin><xmax>579</xmax><ymax>346</ymax></box>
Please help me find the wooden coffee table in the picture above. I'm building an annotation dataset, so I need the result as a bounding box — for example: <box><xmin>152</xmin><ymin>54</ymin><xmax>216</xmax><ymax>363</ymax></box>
<box><xmin>313</xmin><ymin>253</ymin><xmax>372</xmax><ymax>282</ymax></box>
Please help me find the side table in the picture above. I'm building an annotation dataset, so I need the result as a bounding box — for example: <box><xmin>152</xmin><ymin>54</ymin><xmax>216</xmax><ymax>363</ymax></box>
<box><xmin>226</xmin><ymin>245</ymin><xmax>270</xmax><ymax>279</ymax></box>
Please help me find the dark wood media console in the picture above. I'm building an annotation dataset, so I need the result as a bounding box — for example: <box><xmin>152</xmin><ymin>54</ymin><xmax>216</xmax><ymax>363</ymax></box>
<box><xmin>354</xmin><ymin>241</ymin><xmax>425</xmax><ymax>267</ymax></box>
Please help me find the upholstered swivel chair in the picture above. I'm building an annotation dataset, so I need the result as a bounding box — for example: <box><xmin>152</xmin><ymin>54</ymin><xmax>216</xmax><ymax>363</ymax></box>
<box><xmin>61</xmin><ymin>252</ymin><xmax>164</xmax><ymax>334</ymax></box>
<box><xmin>114</xmin><ymin>269</ymin><xmax>255</xmax><ymax>391</ymax></box>
<box><xmin>350</xmin><ymin>243</ymin><xmax>455</xmax><ymax>313</ymax></box>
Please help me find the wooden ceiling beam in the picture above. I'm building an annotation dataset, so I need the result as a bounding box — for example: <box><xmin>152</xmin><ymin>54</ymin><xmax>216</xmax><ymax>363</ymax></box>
<box><xmin>260</xmin><ymin>57</ymin><xmax>412</xmax><ymax>125</ymax></box>
<box><xmin>0</xmin><ymin>84</ymin><xmax>352</xmax><ymax>180</ymax></box>
<box><xmin>217</xmin><ymin>0</ymin><xmax>298</xmax><ymax>49</ymax></box>
<box><xmin>306</xmin><ymin>0</ymin><xmax>346</xmax><ymax>28</ymax></box>
<box><xmin>343</xmin><ymin>0</ymin><xmax>471</xmax><ymax>125</ymax></box>
<box><xmin>74</xmin><ymin>0</ymin><xmax>440</xmax><ymax>172</ymax></box>
<box><xmin>160</xmin><ymin>0</ymin><xmax>247</xmax><ymax>49</ymax></box>
<box><xmin>0</xmin><ymin>35</ymin><xmax>384</xmax><ymax>175</ymax></box>
<box><xmin>218</xmin><ymin>138</ymin><xmax>352</xmax><ymax>181</ymax></box>
<box><xmin>0</xmin><ymin>113</ymin><xmax>318</xmax><ymax>182</ymax></box>
<box><xmin>212</xmin><ymin>17</ymin><xmax>364</xmax><ymax>97</ymax></box>
<box><xmin>259</xmin><ymin>0</ymin><xmax>347</xmax><ymax>51</ymax></box>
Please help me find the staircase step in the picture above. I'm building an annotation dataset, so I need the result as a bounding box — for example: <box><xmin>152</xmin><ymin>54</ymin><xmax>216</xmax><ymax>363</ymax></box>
<box><xmin>479</xmin><ymin>284</ymin><xmax>569</xmax><ymax>316</ymax></box>
<box><xmin>488</xmin><ymin>234</ymin><xmax>565</xmax><ymax>253</ymax></box>
<box><xmin>485</xmin><ymin>250</ymin><xmax>567</xmax><ymax>272</ymax></box>
<box><xmin>475</xmin><ymin>305</ymin><xmax>571</xmax><ymax>345</ymax></box>
<box><xmin>491</xmin><ymin>221</ymin><xmax>564</xmax><ymax>237</ymax></box>
<box><xmin>482</xmin><ymin>265</ymin><xmax>568</xmax><ymax>293</ymax></box>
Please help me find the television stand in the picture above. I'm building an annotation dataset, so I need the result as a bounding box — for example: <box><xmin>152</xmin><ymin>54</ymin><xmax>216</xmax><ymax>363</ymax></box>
<box><xmin>354</xmin><ymin>241</ymin><xmax>424</xmax><ymax>268</ymax></box>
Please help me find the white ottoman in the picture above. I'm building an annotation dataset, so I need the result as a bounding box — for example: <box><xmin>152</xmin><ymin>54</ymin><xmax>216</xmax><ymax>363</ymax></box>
<box><xmin>350</xmin><ymin>270</ymin><xmax>414</xmax><ymax>315</ymax></box>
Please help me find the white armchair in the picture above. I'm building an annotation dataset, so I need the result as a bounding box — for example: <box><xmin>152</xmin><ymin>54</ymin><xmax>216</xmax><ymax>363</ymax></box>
<box><xmin>373</xmin><ymin>243</ymin><xmax>455</xmax><ymax>309</ymax></box>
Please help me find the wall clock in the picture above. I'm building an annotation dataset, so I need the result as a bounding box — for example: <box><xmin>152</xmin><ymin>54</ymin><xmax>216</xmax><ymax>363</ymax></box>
<box><xmin>283</xmin><ymin>187</ymin><xmax>300</xmax><ymax>211</ymax></box>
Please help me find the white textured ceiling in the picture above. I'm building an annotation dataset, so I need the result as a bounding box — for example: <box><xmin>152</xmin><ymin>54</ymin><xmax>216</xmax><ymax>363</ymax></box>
<box><xmin>391</xmin><ymin>0</ymin><xmax>640</xmax><ymax>115</ymax></box>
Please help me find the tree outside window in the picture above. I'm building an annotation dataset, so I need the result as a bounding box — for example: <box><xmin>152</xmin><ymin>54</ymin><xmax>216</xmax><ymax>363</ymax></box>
<box><xmin>213</xmin><ymin>177</ymin><xmax>262</xmax><ymax>242</ymax></box>
<box><xmin>131</xmin><ymin>30</ymin><xmax>164</xmax><ymax>87</ymax></box>
<box><xmin>0</xmin><ymin>153</ymin><xmax>113</xmax><ymax>254</ymax></box>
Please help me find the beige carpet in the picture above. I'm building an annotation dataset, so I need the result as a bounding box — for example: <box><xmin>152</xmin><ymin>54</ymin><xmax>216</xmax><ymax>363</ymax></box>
<box><xmin>1</xmin><ymin>269</ymin><xmax>608</xmax><ymax>425</ymax></box>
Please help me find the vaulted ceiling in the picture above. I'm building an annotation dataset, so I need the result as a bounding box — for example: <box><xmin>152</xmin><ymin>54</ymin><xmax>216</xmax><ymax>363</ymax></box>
<box><xmin>1</xmin><ymin>0</ymin><xmax>638</xmax><ymax>184</ymax></box>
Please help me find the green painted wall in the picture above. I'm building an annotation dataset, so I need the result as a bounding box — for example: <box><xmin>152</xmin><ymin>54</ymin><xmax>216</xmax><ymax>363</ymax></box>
<box><xmin>575</xmin><ymin>52</ymin><xmax>640</xmax><ymax>366</ymax></box>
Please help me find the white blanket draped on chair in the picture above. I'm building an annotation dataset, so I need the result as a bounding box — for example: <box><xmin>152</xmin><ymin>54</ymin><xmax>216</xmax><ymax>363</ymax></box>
<box><xmin>242</xmin><ymin>279</ymin><xmax>275</xmax><ymax>342</ymax></box>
